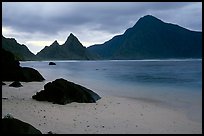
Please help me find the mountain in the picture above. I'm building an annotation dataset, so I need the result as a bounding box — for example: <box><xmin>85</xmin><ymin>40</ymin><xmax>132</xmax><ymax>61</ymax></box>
<box><xmin>87</xmin><ymin>15</ymin><xmax>202</xmax><ymax>59</ymax></box>
<box><xmin>36</xmin><ymin>33</ymin><xmax>96</xmax><ymax>60</ymax></box>
<box><xmin>2</xmin><ymin>35</ymin><xmax>36</xmax><ymax>60</ymax></box>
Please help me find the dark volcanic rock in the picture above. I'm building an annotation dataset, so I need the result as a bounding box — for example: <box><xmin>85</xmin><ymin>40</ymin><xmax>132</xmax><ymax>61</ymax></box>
<box><xmin>2</xmin><ymin>48</ymin><xmax>45</xmax><ymax>82</ymax></box>
<box><xmin>21</xmin><ymin>67</ymin><xmax>45</xmax><ymax>82</ymax></box>
<box><xmin>49</xmin><ymin>62</ymin><xmax>56</xmax><ymax>65</ymax></box>
<box><xmin>2</xmin><ymin>116</ymin><xmax>42</xmax><ymax>134</ymax></box>
<box><xmin>32</xmin><ymin>78</ymin><xmax>101</xmax><ymax>105</ymax></box>
<box><xmin>2</xmin><ymin>82</ymin><xmax>6</xmax><ymax>85</ymax></box>
<box><xmin>2</xmin><ymin>48</ymin><xmax>22</xmax><ymax>81</ymax></box>
<box><xmin>9</xmin><ymin>81</ymin><xmax>22</xmax><ymax>87</ymax></box>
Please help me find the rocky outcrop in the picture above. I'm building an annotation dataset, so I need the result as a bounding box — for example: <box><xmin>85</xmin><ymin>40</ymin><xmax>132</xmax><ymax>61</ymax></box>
<box><xmin>2</xmin><ymin>48</ymin><xmax>45</xmax><ymax>82</ymax></box>
<box><xmin>21</xmin><ymin>67</ymin><xmax>45</xmax><ymax>82</ymax></box>
<box><xmin>32</xmin><ymin>78</ymin><xmax>101</xmax><ymax>105</ymax></box>
<box><xmin>2</xmin><ymin>114</ymin><xmax>42</xmax><ymax>134</ymax></box>
<box><xmin>9</xmin><ymin>81</ymin><xmax>23</xmax><ymax>87</ymax></box>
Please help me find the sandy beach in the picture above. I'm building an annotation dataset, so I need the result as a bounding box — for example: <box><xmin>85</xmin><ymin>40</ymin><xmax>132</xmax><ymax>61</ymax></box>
<box><xmin>2</xmin><ymin>81</ymin><xmax>201</xmax><ymax>134</ymax></box>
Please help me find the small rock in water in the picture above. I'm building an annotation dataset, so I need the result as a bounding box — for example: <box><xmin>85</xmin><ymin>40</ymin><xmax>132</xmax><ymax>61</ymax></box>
<box><xmin>49</xmin><ymin>62</ymin><xmax>56</xmax><ymax>65</ymax></box>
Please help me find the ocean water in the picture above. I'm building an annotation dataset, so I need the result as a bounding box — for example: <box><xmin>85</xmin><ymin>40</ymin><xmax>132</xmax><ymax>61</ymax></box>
<box><xmin>20</xmin><ymin>59</ymin><xmax>202</xmax><ymax>123</ymax></box>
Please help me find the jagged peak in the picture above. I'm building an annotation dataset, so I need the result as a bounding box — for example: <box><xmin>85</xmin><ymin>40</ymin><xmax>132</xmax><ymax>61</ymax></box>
<box><xmin>51</xmin><ymin>40</ymin><xmax>59</xmax><ymax>46</ymax></box>
<box><xmin>53</xmin><ymin>40</ymin><xmax>59</xmax><ymax>44</ymax></box>
<box><xmin>63</xmin><ymin>33</ymin><xmax>83</xmax><ymax>47</ymax></box>
<box><xmin>69</xmin><ymin>33</ymin><xmax>75</xmax><ymax>37</ymax></box>
<box><xmin>65</xmin><ymin>33</ymin><xmax>77</xmax><ymax>42</ymax></box>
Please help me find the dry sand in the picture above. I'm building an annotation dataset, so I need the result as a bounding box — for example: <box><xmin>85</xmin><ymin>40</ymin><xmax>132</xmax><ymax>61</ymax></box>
<box><xmin>2</xmin><ymin>81</ymin><xmax>201</xmax><ymax>134</ymax></box>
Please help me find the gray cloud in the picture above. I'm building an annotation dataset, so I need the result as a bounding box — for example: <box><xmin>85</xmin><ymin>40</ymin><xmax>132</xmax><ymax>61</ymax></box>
<box><xmin>2</xmin><ymin>2</ymin><xmax>202</xmax><ymax>54</ymax></box>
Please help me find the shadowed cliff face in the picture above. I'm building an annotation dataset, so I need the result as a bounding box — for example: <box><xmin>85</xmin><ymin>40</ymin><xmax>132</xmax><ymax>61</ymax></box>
<box><xmin>88</xmin><ymin>15</ymin><xmax>202</xmax><ymax>59</ymax></box>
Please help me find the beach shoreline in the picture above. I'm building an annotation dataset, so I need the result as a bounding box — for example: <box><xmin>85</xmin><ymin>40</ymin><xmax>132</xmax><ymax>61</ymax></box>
<box><xmin>2</xmin><ymin>81</ymin><xmax>202</xmax><ymax>134</ymax></box>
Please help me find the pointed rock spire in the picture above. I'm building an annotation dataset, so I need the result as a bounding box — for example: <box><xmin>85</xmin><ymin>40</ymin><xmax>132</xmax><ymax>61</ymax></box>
<box><xmin>50</xmin><ymin>40</ymin><xmax>59</xmax><ymax>46</ymax></box>
<box><xmin>63</xmin><ymin>33</ymin><xmax>83</xmax><ymax>47</ymax></box>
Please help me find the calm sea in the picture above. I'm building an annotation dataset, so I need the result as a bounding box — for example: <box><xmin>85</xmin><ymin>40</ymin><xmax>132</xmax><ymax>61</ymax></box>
<box><xmin>20</xmin><ymin>59</ymin><xmax>202</xmax><ymax>123</ymax></box>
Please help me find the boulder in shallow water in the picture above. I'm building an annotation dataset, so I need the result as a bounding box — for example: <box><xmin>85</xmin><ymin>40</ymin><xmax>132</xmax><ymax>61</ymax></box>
<box><xmin>32</xmin><ymin>78</ymin><xmax>101</xmax><ymax>105</ymax></box>
<box><xmin>9</xmin><ymin>81</ymin><xmax>22</xmax><ymax>87</ymax></box>
<box><xmin>49</xmin><ymin>62</ymin><xmax>56</xmax><ymax>65</ymax></box>
<box><xmin>2</xmin><ymin>116</ymin><xmax>42</xmax><ymax>134</ymax></box>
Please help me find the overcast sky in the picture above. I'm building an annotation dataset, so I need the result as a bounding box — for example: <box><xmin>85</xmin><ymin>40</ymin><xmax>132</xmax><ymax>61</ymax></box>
<box><xmin>2</xmin><ymin>2</ymin><xmax>202</xmax><ymax>54</ymax></box>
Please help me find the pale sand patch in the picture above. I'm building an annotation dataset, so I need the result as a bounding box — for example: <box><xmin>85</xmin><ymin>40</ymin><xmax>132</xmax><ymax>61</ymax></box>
<box><xmin>2</xmin><ymin>82</ymin><xmax>201</xmax><ymax>134</ymax></box>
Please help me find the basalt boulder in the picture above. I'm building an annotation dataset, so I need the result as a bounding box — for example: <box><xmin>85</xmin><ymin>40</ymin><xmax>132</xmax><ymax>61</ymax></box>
<box><xmin>2</xmin><ymin>115</ymin><xmax>42</xmax><ymax>134</ymax></box>
<box><xmin>32</xmin><ymin>78</ymin><xmax>101</xmax><ymax>105</ymax></box>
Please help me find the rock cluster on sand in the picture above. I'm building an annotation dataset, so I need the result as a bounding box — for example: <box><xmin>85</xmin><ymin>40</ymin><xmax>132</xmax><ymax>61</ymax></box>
<box><xmin>2</xmin><ymin>49</ymin><xmax>45</xmax><ymax>82</ymax></box>
<box><xmin>49</xmin><ymin>62</ymin><xmax>56</xmax><ymax>65</ymax></box>
<box><xmin>9</xmin><ymin>81</ymin><xmax>23</xmax><ymax>87</ymax></box>
<box><xmin>2</xmin><ymin>114</ymin><xmax>42</xmax><ymax>134</ymax></box>
<box><xmin>32</xmin><ymin>78</ymin><xmax>101</xmax><ymax>105</ymax></box>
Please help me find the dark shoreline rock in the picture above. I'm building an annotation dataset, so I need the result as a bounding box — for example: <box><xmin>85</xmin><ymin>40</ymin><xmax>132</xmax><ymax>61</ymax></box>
<box><xmin>49</xmin><ymin>62</ymin><xmax>56</xmax><ymax>65</ymax></box>
<box><xmin>9</xmin><ymin>81</ymin><xmax>22</xmax><ymax>87</ymax></box>
<box><xmin>2</xmin><ymin>82</ymin><xmax>6</xmax><ymax>85</ymax></box>
<box><xmin>32</xmin><ymin>78</ymin><xmax>101</xmax><ymax>105</ymax></box>
<box><xmin>21</xmin><ymin>67</ymin><xmax>45</xmax><ymax>82</ymax></box>
<box><xmin>2</xmin><ymin>115</ymin><xmax>42</xmax><ymax>134</ymax></box>
<box><xmin>2</xmin><ymin>48</ymin><xmax>45</xmax><ymax>82</ymax></box>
